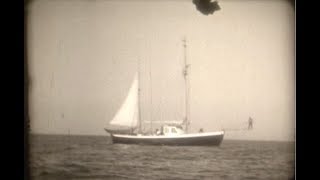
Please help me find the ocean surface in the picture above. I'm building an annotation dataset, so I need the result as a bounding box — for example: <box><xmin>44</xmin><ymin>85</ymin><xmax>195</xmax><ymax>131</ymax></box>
<box><xmin>29</xmin><ymin>134</ymin><xmax>294</xmax><ymax>180</ymax></box>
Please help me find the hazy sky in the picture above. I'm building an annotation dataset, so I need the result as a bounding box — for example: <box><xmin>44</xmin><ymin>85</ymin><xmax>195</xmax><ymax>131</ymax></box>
<box><xmin>27</xmin><ymin>0</ymin><xmax>294</xmax><ymax>141</ymax></box>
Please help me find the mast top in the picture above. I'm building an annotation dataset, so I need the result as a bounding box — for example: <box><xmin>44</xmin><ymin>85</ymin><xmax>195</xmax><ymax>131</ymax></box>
<box><xmin>182</xmin><ymin>37</ymin><xmax>189</xmax><ymax>78</ymax></box>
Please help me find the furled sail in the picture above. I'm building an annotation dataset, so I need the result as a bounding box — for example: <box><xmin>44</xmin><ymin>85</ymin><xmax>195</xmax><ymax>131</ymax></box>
<box><xmin>109</xmin><ymin>74</ymin><xmax>139</xmax><ymax>128</ymax></box>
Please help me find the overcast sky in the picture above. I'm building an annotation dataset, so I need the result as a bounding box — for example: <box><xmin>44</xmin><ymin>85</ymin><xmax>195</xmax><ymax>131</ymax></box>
<box><xmin>27</xmin><ymin>0</ymin><xmax>294</xmax><ymax>141</ymax></box>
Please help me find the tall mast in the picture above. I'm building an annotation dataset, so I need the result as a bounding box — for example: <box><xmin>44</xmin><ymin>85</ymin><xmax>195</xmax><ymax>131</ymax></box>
<box><xmin>183</xmin><ymin>37</ymin><xmax>190</xmax><ymax>133</ymax></box>
<box><xmin>138</xmin><ymin>59</ymin><xmax>142</xmax><ymax>133</ymax></box>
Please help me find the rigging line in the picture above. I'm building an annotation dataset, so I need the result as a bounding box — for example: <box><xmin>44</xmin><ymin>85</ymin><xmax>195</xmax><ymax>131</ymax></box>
<box><xmin>223</xmin><ymin>128</ymin><xmax>249</xmax><ymax>132</ymax></box>
<box><xmin>138</xmin><ymin>58</ymin><xmax>142</xmax><ymax>133</ymax></box>
<box><xmin>149</xmin><ymin>50</ymin><xmax>153</xmax><ymax>134</ymax></box>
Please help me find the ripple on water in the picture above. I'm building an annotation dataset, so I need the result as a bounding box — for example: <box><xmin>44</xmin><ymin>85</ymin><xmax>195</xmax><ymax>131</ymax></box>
<box><xmin>29</xmin><ymin>135</ymin><xmax>295</xmax><ymax>180</ymax></box>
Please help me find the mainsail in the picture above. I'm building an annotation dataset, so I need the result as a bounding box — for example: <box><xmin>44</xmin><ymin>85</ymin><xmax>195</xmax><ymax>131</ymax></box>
<box><xmin>109</xmin><ymin>74</ymin><xmax>139</xmax><ymax>128</ymax></box>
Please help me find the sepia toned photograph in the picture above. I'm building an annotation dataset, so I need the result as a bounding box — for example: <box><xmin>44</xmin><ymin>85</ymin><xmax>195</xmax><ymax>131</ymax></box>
<box><xmin>25</xmin><ymin>0</ymin><xmax>295</xmax><ymax>179</ymax></box>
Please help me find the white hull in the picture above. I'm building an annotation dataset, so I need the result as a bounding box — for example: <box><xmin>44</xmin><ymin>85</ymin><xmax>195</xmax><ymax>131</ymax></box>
<box><xmin>110</xmin><ymin>131</ymin><xmax>224</xmax><ymax>146</ymax></box>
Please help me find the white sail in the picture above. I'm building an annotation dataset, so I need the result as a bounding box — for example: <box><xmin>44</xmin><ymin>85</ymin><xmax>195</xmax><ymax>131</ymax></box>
<box><xmin>109</xmin><ymin>74</ymin><xmax>139</xmax><ymax>127</ymax></box>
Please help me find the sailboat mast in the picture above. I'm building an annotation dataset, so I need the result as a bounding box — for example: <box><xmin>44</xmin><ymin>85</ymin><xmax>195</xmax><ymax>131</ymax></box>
<box><xmin>183</xmin><ymin>37</ymin><xmax>190</xmax><ymax>133</ymax></box>
<box><xmin>138</xmin><ymin>60</ymin><xmax>142</xmax><ymax>133</ymax></box>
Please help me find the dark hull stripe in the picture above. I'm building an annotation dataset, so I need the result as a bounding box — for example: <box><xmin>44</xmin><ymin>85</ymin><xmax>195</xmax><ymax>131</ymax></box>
<box><xmin>104</xmin><ymin>128</ymin><xmax>133</xmax><ymax>135</ymax></box>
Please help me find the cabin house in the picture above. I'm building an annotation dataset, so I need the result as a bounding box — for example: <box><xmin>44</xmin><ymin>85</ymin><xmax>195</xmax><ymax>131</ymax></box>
<box><xmin>161</xmin><ymin>125</ymin><xmax>185</xmax><ymax>136</ymax></box>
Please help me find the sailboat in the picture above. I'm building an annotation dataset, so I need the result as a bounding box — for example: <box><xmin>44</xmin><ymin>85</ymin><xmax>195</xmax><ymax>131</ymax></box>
<box><xmin>104</xmin><ymin>39</ymin><xmax>224</xmax><ymax>146</ymax></box>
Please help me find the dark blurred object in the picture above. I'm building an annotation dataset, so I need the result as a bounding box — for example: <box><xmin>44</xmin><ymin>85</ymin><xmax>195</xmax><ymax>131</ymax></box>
<box><xmin>193</xmin><ymin>0</ymin><xmax>221</xmax><ymax>15</ymax></box>
<box><xmin>288</xmin><ymin>0</ymin><xmax>294</xmax><ymax>8</ymax></box>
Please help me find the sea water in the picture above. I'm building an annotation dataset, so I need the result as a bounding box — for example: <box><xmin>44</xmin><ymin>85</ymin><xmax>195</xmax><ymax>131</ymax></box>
<box><xmin>29</xmin><ymin>134</ymin><xmax>294</xmax><ymax>180</ymax></box>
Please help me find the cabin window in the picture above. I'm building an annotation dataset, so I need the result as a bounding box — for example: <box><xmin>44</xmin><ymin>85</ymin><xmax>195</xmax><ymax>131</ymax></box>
<box><xmin>164</xmin><ymin>128</ymin><xmax>169</xmax><ymax>134</ymax></box>
<box><xmin>171</xmin><ymin>128</ymin><xmax>177</xmax><ymax>133</ymax></box>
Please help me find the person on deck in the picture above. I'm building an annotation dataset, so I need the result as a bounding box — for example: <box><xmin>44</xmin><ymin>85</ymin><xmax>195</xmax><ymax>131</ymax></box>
<box><xmin>248</xmin><ymin>117</ymin><xmax>253</xmax><ymax>130</ymax></box>
<box><xmin>155</xmin><ymin>129</ymin><xmax>161</xmax><ymax>135</ymax></box>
